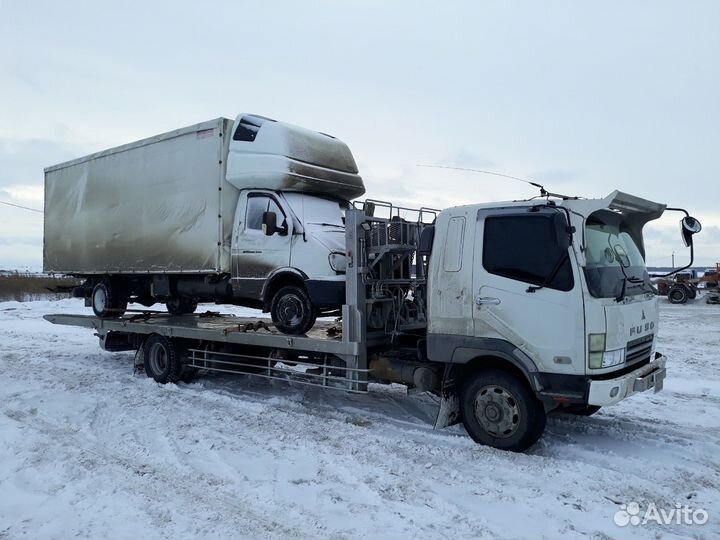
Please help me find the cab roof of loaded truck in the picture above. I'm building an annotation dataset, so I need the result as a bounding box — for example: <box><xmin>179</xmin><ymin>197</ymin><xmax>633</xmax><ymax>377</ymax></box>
<box><xmin>441</xmin><ymin>190</ymin><xmax>666</xmax><ymax>221</ymax></box>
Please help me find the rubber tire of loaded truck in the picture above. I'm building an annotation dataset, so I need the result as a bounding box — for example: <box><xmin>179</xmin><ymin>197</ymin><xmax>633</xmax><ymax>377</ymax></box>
<box><xmin>166</xmin><ymin>297</ymin><xmax>198</xmax><ymax>315</ymax></box>
<box><xmin>91</xmin><ymin>282</ymin><xmax>127</xmax><ymax>318</ymax></box>
<box><xmin>460</xmin><ymin>369</ymin><xmax>547</xmax><ymax>452</ymax></box>
<box><xmin>270</xmin><ymin>285</ymin><xmax>317</xmax><ymax>335</ymax></box>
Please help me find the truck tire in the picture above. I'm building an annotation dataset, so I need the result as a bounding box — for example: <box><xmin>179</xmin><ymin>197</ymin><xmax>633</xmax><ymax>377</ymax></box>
<box><xmin>270</xmin><ymin>285</ymin><xmax>317</xmax><ymax>335</ymax></box>
<box><xmin>143</xmin><ymin>334</ymin><xmax>182</xmax><ymax>384</ymax></box>
<box><xmin>460</xmin><ymin>369</ymin><xmax>546</xmax><ymax>452</ymax></box>
<box><xmin>91</xmin><ymin>282</ymin><xmax>127</xmax><ymax>318</ymax></box>
<box><xmin>166</xmin><ymin>297</ymin><xmax>198</xmax><ymax>315</ymax></box>
<box><xmin>668</xmin><ymin>286</ymin><xmax>688</xmax><ymax>304</ymax></box>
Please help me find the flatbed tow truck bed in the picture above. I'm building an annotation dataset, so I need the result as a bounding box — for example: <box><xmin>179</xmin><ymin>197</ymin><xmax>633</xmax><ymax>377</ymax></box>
<box><xmin>43</xmin><ymin>311</ymin><xmax>370</xmax><ymax>393</ymax></box>
<box><xmin>43</xmin><ymin>312</ymin><xmax>356</xmax><ymax>355</ymax></box>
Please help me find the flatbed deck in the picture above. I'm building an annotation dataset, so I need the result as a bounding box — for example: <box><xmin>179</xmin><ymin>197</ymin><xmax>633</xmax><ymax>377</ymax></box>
<box><xmin>43</xmin><ymin>312</ymin><xmax>359</xmax><ymax>356</ymax></box>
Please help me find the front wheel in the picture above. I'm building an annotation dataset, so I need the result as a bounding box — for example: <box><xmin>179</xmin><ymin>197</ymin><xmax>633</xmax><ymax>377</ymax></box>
<box><xmin>460</xmin><ymin>369</ymin><xmax>546</xmax><ymax>452</ymax></box>
<box><xmin>270</xmin><ymin>285</ymin><xmax>316</xmax><ymax>335</ymax></box>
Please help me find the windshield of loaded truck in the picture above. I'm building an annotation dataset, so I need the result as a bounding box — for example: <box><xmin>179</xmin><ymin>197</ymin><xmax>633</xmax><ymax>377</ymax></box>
<box><xmin>584</xmin><ymin>210</ymin><xmax>654</xmax><ymax>298</ymax></box>
<box><xmin>284</xmin><ymin>193</ymin><xmax>346</xmax><ymax>228</ymax></box>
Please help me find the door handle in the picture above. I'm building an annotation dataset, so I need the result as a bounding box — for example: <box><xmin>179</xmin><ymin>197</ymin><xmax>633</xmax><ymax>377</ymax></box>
<box><xmin>475</xmin><ymin>296</ymin><xmax>501</xmax><ymax>306</ymax></box>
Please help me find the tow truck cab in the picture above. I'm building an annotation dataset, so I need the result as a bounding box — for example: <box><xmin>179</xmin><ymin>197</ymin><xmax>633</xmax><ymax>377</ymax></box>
<box><xmin>427</xmin><ymin>192</ymin><xmax>695</xmax><ymax>425</ymax></box>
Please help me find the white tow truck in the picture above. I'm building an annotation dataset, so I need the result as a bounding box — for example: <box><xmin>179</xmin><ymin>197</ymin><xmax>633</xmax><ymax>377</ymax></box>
<box><xmin>46</xmin><ymin>188</ymin><xmax>701</xmax><ymax>451</ymax></box>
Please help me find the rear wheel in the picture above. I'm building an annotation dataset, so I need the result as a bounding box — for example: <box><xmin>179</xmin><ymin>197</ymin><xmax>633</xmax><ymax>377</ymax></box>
<box><xmin>166</xmin><ymin>297</ymin><xmax>198</xmax><ymax>315</ymax></box>
<box><xmin>270</xmin><ymin>285</ymin><xmax>316</xmax><ymax>335</ymax></box>
<box><xmin>668</xmin><ymin>286</ymin><xmax>689</xmax><ymax>304</ymax></box>
<box><xmin>460</xmin><ymin>369</ymin><xmax>546</xmax><ymax>452</ymax></box>
<box><xmin>143</xmin><ymin>334</ymin><xmax>182</xmax><ymax>384</ymax></box>
<box><xmin>91</xmin><ymin>282</ymin><xmax>127</xmax><ymax>318</ymax></box>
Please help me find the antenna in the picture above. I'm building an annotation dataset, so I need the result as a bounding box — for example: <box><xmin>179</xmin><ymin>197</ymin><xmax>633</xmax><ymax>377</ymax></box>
<box><xmin>416</xmin><ymin>164</ymin><xmax>580</xmax><ymax>200</ymax></box>
<box><xmin>417</xmin><ymin>164</ymin><xmax>546</xmax><ymax>193</ymax></box>
<box><xmin>0</xmin><ymin>200</ymin><xmax>44</xmax><ymax>213</ymax></box>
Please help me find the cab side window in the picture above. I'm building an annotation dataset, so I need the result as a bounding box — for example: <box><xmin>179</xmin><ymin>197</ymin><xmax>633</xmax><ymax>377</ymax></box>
<box><xmin>483</xmin><ymin>215</ymin><xmax>573</xmax><ymax>291</ymax></box>
<box><xmin>443</xmin><ymin>216</ymin><xmax>465</xmax><ymax>272</ymax></box>
<box><xmin>246</xmin><ymin>195</ymin><xmax>283</xmax><ymax>231</ymax></box>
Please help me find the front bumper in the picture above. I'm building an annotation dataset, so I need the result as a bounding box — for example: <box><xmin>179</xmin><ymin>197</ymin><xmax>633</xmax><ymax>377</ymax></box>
<box><xmin>587</xmin><ymin>355</ymin><xmax>666</xmax><ymax>406</ymax></box>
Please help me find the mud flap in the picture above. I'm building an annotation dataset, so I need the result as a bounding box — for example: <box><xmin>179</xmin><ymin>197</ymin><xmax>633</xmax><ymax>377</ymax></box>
<box><xmin>132</xmin><ymin>339</ymin><xmax>147</xmax><ymax>375</ymax></box>
<box><xmin>434</xmin><ymin>364</ymin><xmax>461</xmax><ymax>429</ymax></box>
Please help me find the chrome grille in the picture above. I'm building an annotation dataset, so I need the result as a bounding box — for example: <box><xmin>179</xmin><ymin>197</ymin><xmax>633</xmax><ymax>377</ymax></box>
<box><xmin>626</xmin><ymin>333</ymin><xmax>653</xmax><ymax>366</ymax></box>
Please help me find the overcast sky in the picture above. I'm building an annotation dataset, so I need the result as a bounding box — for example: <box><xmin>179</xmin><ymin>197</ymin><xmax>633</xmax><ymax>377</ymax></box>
<box><xmin>1</xmin><ymin>0</ymin><xmax>718</xmax><ymax>269</ymax></box>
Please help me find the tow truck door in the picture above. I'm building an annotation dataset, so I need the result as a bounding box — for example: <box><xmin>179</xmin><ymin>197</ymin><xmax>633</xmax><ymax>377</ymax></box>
<box><xmin>471</xmin><ymin>208</ymin><xmax>585</xmax><ymax>374</ymax></box>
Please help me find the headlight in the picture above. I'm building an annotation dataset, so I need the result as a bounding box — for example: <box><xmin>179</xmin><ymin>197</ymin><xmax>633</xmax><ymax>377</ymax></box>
<box><xmin>589</xmin><ymin>352</ymin><xmax>604</xmax><ymax>369</ymax></box>
<box><xmin>589</xmin><ymin>348</ymin><xmax>626</xmax><ymax>369</ymax></box>
<box><xmin>588</xmin><ymin>333</ymin><xmax>615</xmax><ymax>369</ymax></box>
<box><xmin>328</xmin><ymin>251</ymin><xmax>346</xmax><ymax>273</ymax></box>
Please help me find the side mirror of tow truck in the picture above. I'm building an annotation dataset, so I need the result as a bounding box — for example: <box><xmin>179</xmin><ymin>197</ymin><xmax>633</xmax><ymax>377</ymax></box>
<box><xmin>681</xmin><ymin>216</ymin><xmax>702</xmax><ymax>247</ymax></box>
<box><xmin>651</xmin><ymin>212</ymin><xmax>702</xmax><ymax>278</ymax></box>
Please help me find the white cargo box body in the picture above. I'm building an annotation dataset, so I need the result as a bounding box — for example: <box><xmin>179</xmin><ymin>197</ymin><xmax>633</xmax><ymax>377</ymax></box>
<box><xmin>44</xmin><ymin>115</ymin><xmax>364</xmax><ymax>275</ymax></box>
<box><xmin>44</xmin><ymin>118</ymin><xmax>237</xmax><ymax>274</ymax></box>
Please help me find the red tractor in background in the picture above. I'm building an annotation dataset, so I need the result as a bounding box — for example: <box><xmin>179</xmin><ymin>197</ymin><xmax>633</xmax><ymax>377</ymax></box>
<box><xmin>656</xmin><ymin>263</ymin><xmax>720</xmax><ymax>304</ymax></box>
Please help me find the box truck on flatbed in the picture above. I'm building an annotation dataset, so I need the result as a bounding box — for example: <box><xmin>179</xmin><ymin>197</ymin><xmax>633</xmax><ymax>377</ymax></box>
<box><xmin>44</xmin><ymin>115</ymin><xmax>364</xmax><ymax>334</ymax></box>
<box><xmin>45</xmin><ymin>163</ymin><xmax>703</xmax><ymax>450</ymax></box>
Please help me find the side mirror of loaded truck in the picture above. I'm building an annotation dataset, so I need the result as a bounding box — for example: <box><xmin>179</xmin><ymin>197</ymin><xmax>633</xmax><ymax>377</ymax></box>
<box><xmin>43</xmin><ymin>114</ymin><xmax>365</xmax><ymax>335</ymax></box>
<box><xmin>261</xmin><ymin>211</ymin><xmax>278</xmax><ymax>236</ymax></box>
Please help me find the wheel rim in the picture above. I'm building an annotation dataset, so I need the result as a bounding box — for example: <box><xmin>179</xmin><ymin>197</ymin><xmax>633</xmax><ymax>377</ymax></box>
<box><xmin>148</xmin><ymin>343</ymin><xmax>168</xmax><ymax>374</ymax></box>
<box><xmin>474</xmin><ymin>384</ymin><xmax>521</xmax><ymax>438</ymax></box>
<box><xmin>93</xmin><ymin>287</ymin><xmax>107</xmax><ymax>313</ymax></box>
<box><xmin>277</xmin><ymin>294</ymin><xmax>304</xmax><ymax>327</ymax></box>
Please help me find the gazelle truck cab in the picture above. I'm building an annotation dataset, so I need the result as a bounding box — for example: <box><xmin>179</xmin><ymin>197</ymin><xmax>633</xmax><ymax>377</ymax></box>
<box><xmin>428</xmin><ymin>191</ymin><xmax>701</xmax><ymax>450</ymax></box>
<box><xmin>224</xmin><ymin>114</ymin><xmax>365</xmax><ymax>334</ymax></box>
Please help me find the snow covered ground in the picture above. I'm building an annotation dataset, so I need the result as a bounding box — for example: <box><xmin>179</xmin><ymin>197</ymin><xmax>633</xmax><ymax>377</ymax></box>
<box><xmin>0</xmin><ymin>298</ymin><xmax>718</xmax><ymax>539</ymax></box>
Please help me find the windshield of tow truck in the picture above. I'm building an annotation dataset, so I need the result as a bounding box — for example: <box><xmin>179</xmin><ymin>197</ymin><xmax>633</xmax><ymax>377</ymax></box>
<box><xmin>584</xmin><ymin>211</ymin><xmax>654</xmax><ymax>298</ymax></box>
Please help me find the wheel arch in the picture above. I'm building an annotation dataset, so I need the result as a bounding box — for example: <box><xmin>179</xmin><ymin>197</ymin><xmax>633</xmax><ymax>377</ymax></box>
<box><xmin>455</xmin><ymin>354</ymin><xmax>538</xmax><ymax>394</ymax></box>
<box><xmin>261</xmin><ymin>268</ymin><xmax>308</xmax><ymax>310</ymax></box>
<box><xmin>427</xmin><ymin>334</ymin><xmax>540</xmax><ymax>392</ymax></box>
